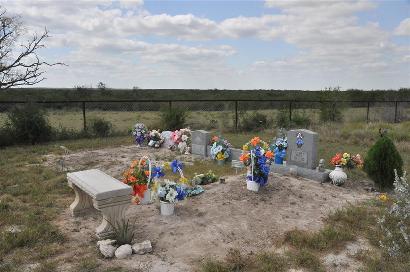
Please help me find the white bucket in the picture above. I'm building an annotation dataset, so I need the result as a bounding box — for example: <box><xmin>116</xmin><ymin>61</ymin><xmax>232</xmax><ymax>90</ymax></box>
<box><xmin>160</xmin><ymin>201</ymin><xmax>175</xmax><ymax>216</ymax></box>
<box><xmin>246</xmin><ymin>180</ymin><xmax>260</xmax><ymax>192</ymax></box>
<box><xmin>140</xmin><ymin>189</ymin><xmax>151</xmax><ymax>205</ymax></box>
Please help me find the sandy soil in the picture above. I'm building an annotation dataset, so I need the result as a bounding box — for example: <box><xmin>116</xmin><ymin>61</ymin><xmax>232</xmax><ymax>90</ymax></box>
<box><xmin>45</xmin><ymin>145</ymin><xmax>373</xmax><ymax>272</ymax></box>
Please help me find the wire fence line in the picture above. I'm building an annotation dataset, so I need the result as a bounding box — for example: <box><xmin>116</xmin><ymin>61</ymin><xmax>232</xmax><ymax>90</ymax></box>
<box><xmin>0</xmin><ymin>99</ymin><xmax>409</xmax><ymax>133</ymax></box>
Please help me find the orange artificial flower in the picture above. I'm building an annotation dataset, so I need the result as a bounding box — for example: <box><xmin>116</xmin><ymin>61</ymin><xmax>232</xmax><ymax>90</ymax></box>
<box><xmin>240</xmin><ymin>153</ymin><xmax>250</xmax><ymax>162</ymax></box>
<box><xmin>133</xmin><ymin>184</ymin><xmax>147</xmax><ymax>198</ymax></box>
<box><xmin>144</xmin><ymin>170</ymin><xmax>150</xmax><ymax>177</ymax></box>
<box><xmin>212</xmin><ymin>136</ymin><xmax>219</xmax><ymax>142</ymax></box>
<box><xmin>265</xmin><ymin>150</ymin><xmax>274</xmax><ymax>159</ymax></box>
<box><xmin>128</xmin><ymin>176</ymin><xmax>137</xmax><ymax>183</ymax></box>
<box><xmin>250</xmin><ymin>137</ymin><xmax>260</xmax><ymax>146</ymax></box>
<box><xmin>130</xmin><ymin>160</ymin><xmax>138</xmax><ymax>168</ymax></box>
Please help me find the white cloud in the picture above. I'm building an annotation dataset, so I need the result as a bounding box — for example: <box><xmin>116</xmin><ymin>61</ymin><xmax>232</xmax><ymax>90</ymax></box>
<box><xmin>395</xmin><ymin>18</ymin><xmax>410</xmax><ymax>36</ymax></box>
<box><xmin>0</xmin><ymin>0</ymin><xmax>408</xmax><ymax>89</ymax></box>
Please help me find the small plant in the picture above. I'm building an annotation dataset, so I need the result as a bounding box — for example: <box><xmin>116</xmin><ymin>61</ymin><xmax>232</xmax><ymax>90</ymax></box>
<box><xmin>160</xmin><ymin>107</ymin><xmax>187</xmax><ymax>130</ymax></box>
<box><xmin>90</xmin><ymin>117</ymin><xmax>112</xmax><ymax>137</ymax></box>
<box><xmin>291</xmin><ymin>112</ymin><xmax>311</xmax><ymax>128</ymax></box>
<box><xmin>364</xmin><ymin>135</ymin><xmax>403</xmax><ymax>189</ymax></box>
<box><xmin>276</xmin><ymin>107</ymin><xmax>290</xmax><ymax>128</ymax></box>
<box><xmin>108</xmin><ymin>219</ymin><xmax>136</xmax><ymax>246</ymax></box>
<box><xmin>6</xmin><ymin>103</ymin><xmax>52</xmax><ymax>145</ymax></box>
<box><xmin>319</xmin><ymin>86</ymin><xmax>343</xmax><ymax>122</ymax></box>
<box><xmin>240</xmin><ymin>112</ymin><xmax>269</xmax><ymax>131</ymax></box>
<box><xmin>377</xmin><ymin>170</ymin><xmax>410</xmax><ymax>259</ymax></box>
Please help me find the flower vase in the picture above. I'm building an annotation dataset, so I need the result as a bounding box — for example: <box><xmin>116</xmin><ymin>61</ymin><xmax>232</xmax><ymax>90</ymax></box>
<box><xmin>217</xmin><ymin>160</ymin><xmax>225</xmax><ymax>166</ymax></box>
<box><xmin>246</xmin><ymin>180</ymin><xmax>260</xmax><ymax>192</ymax></box>
<box><xmin>160</xmin><ymin>201</ymin><xmax>175</xmax><ymax>216</ymax></box>
<box><xmin>140</xmin><ymin>189</ymin><xmax>151</xmax><ymax>205</ymax></box>
<box><xmin>329</xmin><ymin>165</ymin><xmax>347</xmax><ymax>186</ymax></box>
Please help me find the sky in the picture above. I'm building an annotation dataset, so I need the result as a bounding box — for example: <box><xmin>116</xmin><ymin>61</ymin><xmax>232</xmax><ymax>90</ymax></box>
<box><xmin>2</xmin><ymin>0</ymin><xmax>410</xmax><ymax>90</ymax></box>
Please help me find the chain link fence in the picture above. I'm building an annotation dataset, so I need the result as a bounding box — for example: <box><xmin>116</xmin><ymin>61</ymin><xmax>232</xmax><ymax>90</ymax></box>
<box><xmin>0</xmin><ymin>100</ymin><xmax>409</xmax><ymax>135</ymax></box>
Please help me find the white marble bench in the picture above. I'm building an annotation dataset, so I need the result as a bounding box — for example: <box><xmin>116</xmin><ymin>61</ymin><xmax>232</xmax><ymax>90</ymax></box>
<box><xmin>67</xmin><ymin>169</ymin><xmax>132</xmax><ymax>239</ymax></box>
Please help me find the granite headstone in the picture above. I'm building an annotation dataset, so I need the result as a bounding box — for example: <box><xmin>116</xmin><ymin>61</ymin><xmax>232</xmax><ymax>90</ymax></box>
<box><xmin>287</xmin><ymin>129</ymin><xmax>318</xmax><ymax>169</ymax></box>
<box><xmin>191</xmin><ymin>130</ymin><xmax>210</xmax><ymax>157</ymax></box>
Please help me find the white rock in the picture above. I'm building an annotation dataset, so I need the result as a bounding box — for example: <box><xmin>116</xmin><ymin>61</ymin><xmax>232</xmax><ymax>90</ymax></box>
<box><xmin>132</xmin><ymin>240</ymin><xmax>152</xmax><ymax>255</ymax></box>
<box><xmin>97</xmin><ymin>239</ymin><xmax>116</xmax><ymax>247</ymax></box>
<box><xmin>6</xmin><ymin>225</ymin><xmax>22</xmax><ymax>234</ymax></box>
<box><xmin>115</xmin><ymin>244</ymin><xmax>132</xmax><ymax>259</ymax></box>
<box><xmin>99</xmin><ymin>244</ymin><xmax>116</xmax><ymax>258</ymax></box>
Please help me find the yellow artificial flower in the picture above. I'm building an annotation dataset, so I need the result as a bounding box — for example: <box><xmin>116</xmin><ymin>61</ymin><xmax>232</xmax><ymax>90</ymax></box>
<box><xmin>340</xmin><ymin>158</ymin><xmax>347</xmax><ymax>165</ymax></box>
<box><xmin>242</xmin><ymin>145</ymin><xmax>249</xmax><ymax>151</ymax></box>
<box><xmin>163</xmin><ymin>162</ymin><xmax>171</xmax><ymax>170</ymax></box>
<box><xmin>379</xmin><ymin>193</ymin><xmax>388</xmax><ymax>202</ymax></box>
<box><xmin>216</xmin><ymin>152</ymin><xmax>225</xmax><ymax>160</ymax></box>
<box><xmin>179</xmin><ymin>177</ymin><xmax>189</xmax><ymax>184</ymax></box>
<box><xmin>263</xmin><ymin>143</ymin><xmax>269</xmax><ymax>149</ymax></box>
<box><xmin>343</xmin><ymin>153</ymin><xmax>350</xmax><ymax>159</ymax></box>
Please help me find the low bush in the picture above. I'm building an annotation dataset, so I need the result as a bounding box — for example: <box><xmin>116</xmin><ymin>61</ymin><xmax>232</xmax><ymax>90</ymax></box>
<box><xmin>291</xmin><ymin>112</ymin><xmax>311</xmax><ymax>128</ymax></box>
<box><xmin>319</xmin><ymin>102</ymin><xmax>343</xmax><ymax>122</ymax></box>
<box><xmin>276</xmin><ymin>108</ymin><xmax>290</xmax><ymax>128</ymax></box>
<box><xmin>364</xmin><ymin>135</ymin><xmax>403</xmax><ymax>190</ymax></box>
<box><xmin>5</xmin><ymin>104</ymin><xmax>52</xmax><ymax>145</ymax></box>
<box><xmin>240</xmin><ymin>112</ymin><xmax>269</xmax><ymax>131</ymax></box>
<box><xmin>161</xmin><ymin>107</ymin><xmax>187</xmax><ymax>130</ymax></box>
<box><xmin>89</xmin><ymin>118</ymin><xmax>112</xmax><ymax>137</ymax></box>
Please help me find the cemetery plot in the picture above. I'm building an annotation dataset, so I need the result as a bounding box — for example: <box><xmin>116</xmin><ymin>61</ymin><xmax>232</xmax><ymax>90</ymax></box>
<box><xmin>45</xmin><ymin>145</ymin><xmax>372</xmax><ymax>271</ymax></box>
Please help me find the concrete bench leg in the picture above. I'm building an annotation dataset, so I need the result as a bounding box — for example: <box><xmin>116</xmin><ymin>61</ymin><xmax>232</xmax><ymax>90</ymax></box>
<box><xmin>95</xmin><ymin>203</ymin><xmax>130</xmax><ymax>239</ymax></box>
<box><xmin>68</xmin><ymin>182</ymin><xmax>94</xmax><ymax>216</ymax></box>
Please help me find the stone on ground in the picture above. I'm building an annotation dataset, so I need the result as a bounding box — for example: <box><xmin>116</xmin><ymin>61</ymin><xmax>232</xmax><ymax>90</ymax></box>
<box><xmin>99</xmin><ymin>244</ymin><xmax>117</xmax><ymax>258</ymax></box>
<box><xmin>115</xmin><ymin>244</ymin><xmax>132</xmax><ymax>259</ymax></box>
<box><xmin>132</xmin><ymin>240</ymin><xmax>153</xmax><ymax>255</ymax></box>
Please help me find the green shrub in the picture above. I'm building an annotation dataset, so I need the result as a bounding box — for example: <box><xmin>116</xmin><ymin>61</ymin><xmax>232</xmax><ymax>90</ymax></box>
<box><xmin>276</xmin><ymin>108</ymin><xmax>290</xmax><ymax>128</ymax></box>
<box><xmin>364</xmin><ymin>136</ymin><xmax>403</xmax><ymax>190</ymax></box>
<box><xmin>240</xmin><ymin>112</ymin><xmax>269</xmax><ymax>131</ymax></box>
<box><xmin>0</xmin><ymin>127</ymin><xmax>14</xmax><ymax>147</ymax></box>
<box><xmin>89</xmin><ymin>118</ymin><xmax>112</xmax><ymax>137</ymax></box>
<box><xmin>292</xmin><ymin>112</ymin><xmax>311</xmax><ymax>128</ymax></box>
<box><xmin>6</xmin><ymin>104</ymin><xmax>52</xmax><ymax>145</ymax></box>
<box><xmin>160</xmin><ymin>107</ymin><xmax>187</xmax><ymax>130</ymax></box>
<box><xmin>319</xmin><ymin>87</ymin><xmax>343</xmax><ymax>122</ymax></box>
<box><xmin>319</xmin><ymin>102</ymin><xmax>343</xmax><ymax>122</ymax></box>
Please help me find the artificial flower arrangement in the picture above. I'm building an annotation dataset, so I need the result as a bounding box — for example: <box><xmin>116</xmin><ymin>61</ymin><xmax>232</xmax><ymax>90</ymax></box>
<box><xmin>240</xmin><ymin>137</ymin><xmax>274</xmax><ymax>191</ymax></box>
<box><xmin>191</xmin><ymin>170</ymin><xmax>219</xmax><ymax>186</ymax></box>
<box><xmin>330</xmin><ymin>152</ymin><xmax>364</xmax><ymax>169</ymax></box>
<box><xmin>122</xmin><ymin>157</ymin><xmax>165</xmax><ymax>204</ymax></box>
<box><xmin>271</xmin><ymin>135</ymin><xmax>288</xmax><ymax>165</ymax></box>
<box><xmin>156</xmin><ymin>159</ymin><xmax>188</xmax><ymax>215</ymax></box>
<box><xmin>147</xmin><ymin>129</ymin><xmax>165</xmax><ymax>148</ymax></box>
<box><xmin>329</xmin><ymin>152</ymin><xmax>364</xmax><ymax>186</ymax></box>
<box><xmin>170</xmin><ymin>128</ymin><xmax>191</xmax><ymax>154</ymax></box>
<box><xmin>210</xmin><ymin>136</ymin><xmax>232</xmax><ymax>163</ymax></box>
<box><xmin>132</xmin><ymin>123</ymin><xmax>148</xmax><ymax>146</ymax></box>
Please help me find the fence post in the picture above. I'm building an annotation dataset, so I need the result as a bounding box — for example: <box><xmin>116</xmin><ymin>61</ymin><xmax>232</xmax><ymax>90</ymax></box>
<box><xmin>394</xmin><ymin>101</ymin><xmax>398</xmax><ymax>123</ymax></box>
<box><xmin>366</xmin><ymin>101</ymin><xmax>370</xmax><ymax>123</ymax></box>
<box><xmin>235</xmin><ymin>101</ymin><xmax>238</xmax><ymax>131</ymax></box>
<box><xmin>82</xmin><ymin>102</ymin><xmax>87</xmax><ymax>131</ymax></box>
<box><xmin>289</xmin><ymin>101</ymin><xmax>292</xmax><ymax>122</ymax></box>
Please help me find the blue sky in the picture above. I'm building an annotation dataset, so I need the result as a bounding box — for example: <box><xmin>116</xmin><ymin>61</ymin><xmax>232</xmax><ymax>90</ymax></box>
<box><xmin>3</xmin><ymin>0</ymin><xmax>410</xmax><ymax>89</ymax></box>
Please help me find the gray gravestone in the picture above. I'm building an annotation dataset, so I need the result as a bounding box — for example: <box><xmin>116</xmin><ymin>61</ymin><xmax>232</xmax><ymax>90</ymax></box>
<box><xmin>161</xmin><ymin>131</ymin><xmax>173</xmax><ymax>148</ymax></box>
<box><xmin>287</xmin><ymin>129</ymin><xmax>318</xmax><ymax>169</ymax></box>
<box><xmin>191</xmin><ymin>130</ymin><xmax>210</xmax><ymax>157</ymax></box>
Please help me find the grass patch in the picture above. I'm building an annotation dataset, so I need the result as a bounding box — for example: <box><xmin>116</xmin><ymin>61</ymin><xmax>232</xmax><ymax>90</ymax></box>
<box><xmin>288</xmin><ymin>249</ymin><xmax>325</xmax><ymax>272</ymax></box>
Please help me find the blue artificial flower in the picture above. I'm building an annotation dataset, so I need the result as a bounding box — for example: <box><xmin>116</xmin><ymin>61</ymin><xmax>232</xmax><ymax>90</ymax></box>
<box><xmin>152</xmin><ymin>166</ymin><xmax>165</xmax><ymax>178</ymax></box>
<box><xmin>171</xmin><ymin>160</ymin><xmax>183</xmax><ymax>173</ymax></box>
<box><xmin>176</xmin><ymin>185</ymin><xmax>186</xmax><ymax>201</ymax></box>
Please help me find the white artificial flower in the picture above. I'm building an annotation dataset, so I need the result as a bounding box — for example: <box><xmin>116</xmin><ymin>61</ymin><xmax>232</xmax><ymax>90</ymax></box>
<box><xmin>166</xmin><ymin>188</ymin><xmax>177</xmax><ymax>203</ymax></box>
<box><xmin>181</xmin><ymin>135</ymin><xmax>188</xmax><ymax>142</ymax></box>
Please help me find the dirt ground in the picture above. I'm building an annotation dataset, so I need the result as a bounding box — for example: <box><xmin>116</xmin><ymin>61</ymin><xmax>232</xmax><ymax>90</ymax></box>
<box><xmin>44</xmin><ymin>145</ymin><xmax>373</xmax><ymax>272</ymax></box>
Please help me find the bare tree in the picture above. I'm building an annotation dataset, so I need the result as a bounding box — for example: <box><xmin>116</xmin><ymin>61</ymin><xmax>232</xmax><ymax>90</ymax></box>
<box><xmin>0</xmin><ymin>7</ymin><xmax>63</xmax><ymax>89</ymax></box>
